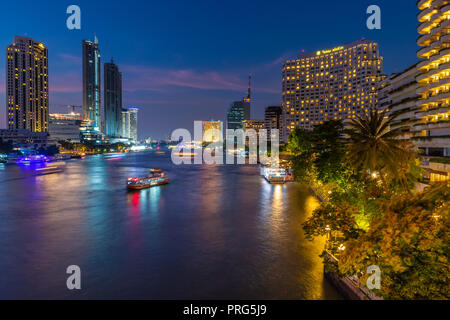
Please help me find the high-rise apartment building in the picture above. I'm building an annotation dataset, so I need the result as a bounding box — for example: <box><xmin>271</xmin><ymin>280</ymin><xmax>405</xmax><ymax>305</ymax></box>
<box><xmin>416</xmin><ymin>0</ymin><xmax>450</xmax><ymax>157</ymax></box>
<box><xmin>378</xmin><ymin>63</ymin><xmax>421</xmax><ymax>140</ymax></box>
<box><xmin>121</xmin><ymin>108</ymin><xmax>130</xmax><ymax>139</ymax></box>
<box><xmin>6</xmin><ymin>36</ymin><xmax>49</xmax><ymax>132</ymax></box>
<box><xmin>104</xmin><ymin>59</ymin><xmax>122</xmax><ymax>138</ymax></box>
<box><xmin>128</xmin><ymin>107</ymin><xmax>138</xmax><ymax>142</ymax></box>
<box><xmin>282</xmin><ymin>39</ymin><xmax>383</xmax><ymax>140</ymax></box>
<box><xmin>82</xmin><ymin>35</ymin><xmax>101</xmax><ymax>130</ymax></box>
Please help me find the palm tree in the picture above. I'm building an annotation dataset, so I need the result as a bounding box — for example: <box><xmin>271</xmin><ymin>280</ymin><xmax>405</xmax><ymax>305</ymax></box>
<box><xmin>344</xmin><ymin>108</ymin><xmax>415</xmax><ymax>194</ymax></box>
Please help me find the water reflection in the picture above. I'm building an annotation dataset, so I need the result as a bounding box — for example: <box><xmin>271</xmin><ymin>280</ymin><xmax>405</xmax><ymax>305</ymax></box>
<box><xmin>0</xmin><ymin>153</ymin><xmax>340</xmax><ymax>299</ymax></box>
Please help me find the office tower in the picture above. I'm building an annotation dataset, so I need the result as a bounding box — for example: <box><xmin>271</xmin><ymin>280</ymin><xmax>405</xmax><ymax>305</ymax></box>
<box><xmin>121</xmin><ymin>108</ymin><xmax>130</xmax><ymax>138</ymax></box>
<box><xmin>104</xmin><ymin>59</ymin><xmax>122</xmax><ymax>138</ymax></box>
<box><xmin>201</xmin><ymin>120</ymin><xmax>223</xmax><ymax>143</ymax></box>
<box><xmin>128</xmin><ymin>107</ymin><xmax>138</xmax><ymax>142</ymax></box>
<box><xmin>416</xmin><ymin>0</ymin><xmax>450</xmax><ymax>157</ymax></box>
<box><xmin>6</xmin><ymin>36</ymin><xmax>48</xmax><ymax>132</ymax></box>
<box><xmin>226</xmin><ymin>76</ymin><xmax>252</xmax><ymax>130</ymax></box>
<box><xmin>82</xmin><ymin>35</ymin><xmax>101</xmax><ymax>130</ymax></box>
<box><xmin>378</xmin><ymin>63</ymin><xmax>421</xmax><ymax>140</ymax></box>
<box><xmin>282</xmin><ymin>39</ymin><xmax>383</xmax><ymax>140</ymax></box>
<box><xmin>264</xmin><ymin>106</ymin><xmax>283</xmax><ymax>138</ymax></box>
<box><xmin>49</xmin><ymin>112</ymin><xmax>82</xmax><ymax>142</ymax></box>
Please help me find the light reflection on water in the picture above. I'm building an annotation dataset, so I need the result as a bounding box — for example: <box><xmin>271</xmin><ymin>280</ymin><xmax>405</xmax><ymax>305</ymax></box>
<box><xmin>0</xmin><ymin>152</ymin><xmax>340</xmax><ymax>299</ymax></box>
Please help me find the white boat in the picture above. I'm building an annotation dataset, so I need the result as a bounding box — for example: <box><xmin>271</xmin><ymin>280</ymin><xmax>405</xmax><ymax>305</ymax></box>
<box><xmin>262</xmin><ymin>166</ymin><xmax>286</xmax><ymax>184</ymax></box>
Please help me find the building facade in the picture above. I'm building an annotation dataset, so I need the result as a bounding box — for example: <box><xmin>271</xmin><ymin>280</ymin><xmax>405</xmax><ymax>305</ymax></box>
<box><xmin>6</xmin><ymin>36</ymin><xmax>49</xmax><ymax>132</ymax></box>
<box><xmin>264</xmin><ymin>106</ymin><xmax>283</xmax><ymax>139</ymax></box>
<box><xmin>226</xmin><ymin>100</ymin><xmax>250</xmax><ymax>130</ymax></box>
<box><xmin>104</xmin><ymin>59</ymin><xmax>122</xmax><ymax>138</ymax></box>
<box><xmin>378</xmin><ymin>63</ymin><xmax>421</xmax><ymax>140</ymax></box>
<box><xmin>128</xmin><ymin>107</ymin><xmax>138</xmax><ymax>142</ymax></box>
<box><xmin>416</xmin><ymin>0</ymin><xmax>450</xmax><ymax>157</ymax></box>
<box><xmin>49</xmin><ymin>112</ymin><xmax>82</xmax><ymax>142</ymax></box>
<box><xmin>82</xmin><ymin>36</ymin><xmax>101</xmax><ymax>130</ymax></box>
<box><xmin>201</xmin><ymin>120</ymin><xmax>223</xmax><ymax>143</ymax></box>
<box><xmin>282</xmin><ymin>39</ymin><xmax>383</xmax><ymax>140</ymax></box>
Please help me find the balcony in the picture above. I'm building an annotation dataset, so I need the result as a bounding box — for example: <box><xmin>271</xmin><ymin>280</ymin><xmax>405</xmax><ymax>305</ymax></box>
<box><xmin>440</xmin><ymin>4</ymin><xmax>450</xmax><ymax>15</ymax></box>
<box><xmin>442</xmin><ymin>19</ymin><xmax>450</xmax><ymax>29</ymax></box>
<box><xmin>418</xmin><ymin>20</ymin><xmax>434</xmax><ymax>34</ymax></box>
<box><xmin>418</xmin><ymin>7</ymin><xmax>435</xmax><ymax>22</ymax></box>
<box><xmin>439</xmin><ymin>61</ymin><xmax>450</xmax><ymax>71</ymax></box>
<box><xmin>417</xmin><ymin>34</ymin><xmax>432</xmax><ymax>46</ymax></box>
<box><xmin>441</xmin><ymin>33</ymin><xmax>450</xmax><ymax>44</ymax></box>
<box><xmin>417</xmin><ymin>0</ymin><xmax>431</xmax><ymax>10</ymax></box>
<box><xmin>418</xmin><ymin>46</ymin><xmax>437</xmax><ymax>58</ymax></box>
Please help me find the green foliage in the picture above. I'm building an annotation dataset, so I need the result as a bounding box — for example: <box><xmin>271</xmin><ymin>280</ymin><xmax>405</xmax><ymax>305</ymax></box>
<box><xmin>339</xmin><ymin>183</ymin><xmax>450</xmax><ymax>299</ymax></box>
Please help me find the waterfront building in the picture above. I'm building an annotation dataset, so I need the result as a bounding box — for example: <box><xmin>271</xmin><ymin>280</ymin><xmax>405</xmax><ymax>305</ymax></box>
<box><xmin>6</xmin><ymin>36</ymin><xmax>48</xmax><ymax>132</ymax></box>
<box><xmin>201</xmin><ymin>120</ymin><xmax>223</xmax><ymax>143</ymax></box>
<box><xmin>0</xmin><ymin>129</ymin><xmax>54</xmax><ymax>149</ymax></box>
<box><xmin>104</xmin><ymin>59</ymin><xmax>122</xmax><ymax>138</ymax></box>
<box><xmin>128</xmin><ymin>107</ymin><xmax>139</xmax><ymax>142</ymax></box>
<box><xmin>416</xmin><ymin>0</ymin><xmax>450</xmax><ymax>158</ymax></box>
<box><xmin>264</xmin><ymin>106</ymin><xmax>283</xmax><ymax>139</ymax></box>
<box><xmin>226</xmin><ymin>101</ymin><xmax>250</xmax><ymax>130</ymax></box>
<box><xmin>121</xmin><ymin>108</ymin><xmax>130</xmax><ymax>139</ymax></box>
<box><xmin>79</xmin><ymin>120</ymin><xmax>103</xmax><ymax>143</ymax></box>
<box><xmin>82</xmin><ymin>35</ymin><xmax>101</xmax><ymax>131</ymax></box>
<box><xmin>226</xmin><ymin>75</ymin><xmax>251</xmax><ymax>130</ymax></box>
<box><xmin>282</xmin><ymin>39</ymin><xmax>383</xmax><ymax>140</ymax></box>
<box><xmin>378</xmin><ymin>63</ymin><xmax>421</xmax><ymax>140</ymax></box>
<box><xmin>49</xmin><ymin>112</ymin><xmax>82</xmax><ymax>142</ymax></box>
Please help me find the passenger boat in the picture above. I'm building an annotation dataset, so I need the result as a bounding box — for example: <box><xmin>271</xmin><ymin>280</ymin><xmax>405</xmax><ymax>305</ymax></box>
<box><xmin>127</xmin><ymin>169</ymin><xmax>169</xmax><ymax>190</ymax></box>
<box><xmin>261</xmin><ymin>166</ymin><xmax>286</xmax><ymax>184</ymax></box>
<box><xmin>35</xmin><ymin>162</ymin><xmax>66</xmax><ymax>175</ymax></box>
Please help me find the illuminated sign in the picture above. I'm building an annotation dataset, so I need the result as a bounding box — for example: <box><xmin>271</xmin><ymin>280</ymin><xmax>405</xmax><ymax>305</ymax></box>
<box><xmin>316</xmin><ymin>46</ymin><xmax>344</xmax><ymax>56</ymax></box>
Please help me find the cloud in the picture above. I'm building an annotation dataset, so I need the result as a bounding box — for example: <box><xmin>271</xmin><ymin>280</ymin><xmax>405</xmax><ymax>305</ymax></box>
<box><xmin>121</xmin><ymin>65</ymin><xmax>248</xmax><ymax>93</ymax></box>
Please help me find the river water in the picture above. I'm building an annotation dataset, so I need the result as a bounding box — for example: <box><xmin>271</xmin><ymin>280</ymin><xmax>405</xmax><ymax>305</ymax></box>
<box><xmin>0</xmin><ymin>151</ymin><xmax>340</xmax><ymax>299</ymax></box>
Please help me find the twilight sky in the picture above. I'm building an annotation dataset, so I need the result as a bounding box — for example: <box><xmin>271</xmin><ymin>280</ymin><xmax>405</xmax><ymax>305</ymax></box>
<box><xmin>0</xmin><ymin>0</ymin><xmax>418</xmax><ymax>139</ymax></box>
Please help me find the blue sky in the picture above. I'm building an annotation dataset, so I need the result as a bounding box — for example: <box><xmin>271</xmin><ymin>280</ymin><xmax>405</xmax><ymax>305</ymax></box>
<box><xmin>0</xmin><ymin>0</ymin><xmax>418</xmax><ymax>139</ymax></box>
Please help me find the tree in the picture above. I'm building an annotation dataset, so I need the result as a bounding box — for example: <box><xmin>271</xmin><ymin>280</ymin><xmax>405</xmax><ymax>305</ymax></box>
<box><xmin>311</xmin><ymin>120</ymin><xmax>346</xmax><ymax>185</ymax></box>
<box><xmin>0</xmin><ymin>138</ymin><xmax>13</xmax><ymax>154</ymax></box>
<box><xmin>345</xmin><ymin>108</ymin><xmax>415</xmax><ymax>194</ymax></box>
<box><xmin>338</xmin><ymin>183</ymin><xmax>450</xmax><ymax>299</ymax></box>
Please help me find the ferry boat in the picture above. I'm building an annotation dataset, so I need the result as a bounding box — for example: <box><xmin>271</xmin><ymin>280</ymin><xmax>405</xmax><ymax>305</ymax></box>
<box><xmin>127</xmin><ymin>168</ymin><xmax>169</xmax><ymax>190</ymax></box>
<box><xmin>35</xmin><ymin>162</ymin><xmax>66</xmax><ymax>175</ymax></box>
<box><xmin>262</xmin><ymin>166</ymin><xmax>286</xmax><ymax>184</ymax></box>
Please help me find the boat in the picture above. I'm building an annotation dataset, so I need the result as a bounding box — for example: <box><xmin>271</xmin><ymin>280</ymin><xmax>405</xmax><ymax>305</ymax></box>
<box><xmin>127</xmin><ymin>169</ymin><xmax>169</xmax><ymax>190</ymax></box>
<box><xmin>35</xmin><ymin>162</ymin><xmax>66</xmax><ymax>175</ymax></box>
<box><xmin>262</xmin><ymin>166</ymin><xmax>286</xmax><ymax>184</ymax></box>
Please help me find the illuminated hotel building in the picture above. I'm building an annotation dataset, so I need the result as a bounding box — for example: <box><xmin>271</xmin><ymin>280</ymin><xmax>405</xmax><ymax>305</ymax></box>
<box><xmin>416</xmin><ymin>0</ymin><xmax>450</xmax><ymax>157</ymax></box>
<box><xmin>82</xmin><ymin>36</ymin><xmax>101</xmax><ymax>131</ymax></box>
<box><xmin>6</xmin><ymin>36</ymin><xmax>49</xmax><ymax>132</ymax></box>
<box><xmin>282</xmin><ymin>39</ymin><xmax>383</xmax><ymax>140</ymax></box>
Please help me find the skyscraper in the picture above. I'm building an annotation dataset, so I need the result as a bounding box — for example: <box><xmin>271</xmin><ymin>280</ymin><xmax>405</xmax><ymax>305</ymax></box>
<box><xmin>82</xmin><ymin>35</ymin><xmax>101</xmax><ymax>130</ymax></box>
<box><xmin>104</xmin><ymin>59</ymin><xmax>122</xmax><ymax>138</ymax></box>
<box><xmin>416</xmin><ymin>0</ymin><xmax>450</xmax><ymax>157</ymax></box>
<box><xmin>6</xmin><ymin>36</ymin><xmax>48</xmax><ymax>132</ymax></box>
<box><xmin>128</xmin><ymin>107</ymin><xmax>138</xmax><ymax>142</ymax></box>
<box><xmin>226</xmin><ymin>75</ymin><xmax>251</xmax><ymax>130</ymax></box>
<box><xmin>282</xmin><ymin>39</ymin><xmax>383</xmax><ymax>140</ymax></box>
<box><xmin>121</xmin><ymin>108</ymin><xmax>130</xmax><ymax>139</ymax></box>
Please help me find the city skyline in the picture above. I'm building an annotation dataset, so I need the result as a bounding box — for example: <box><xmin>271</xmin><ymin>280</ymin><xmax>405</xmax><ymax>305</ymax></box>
<box><xmin>0</xmin><ymin>0</ymin><xmax>419</xmax><ymax>139</ymax></box>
